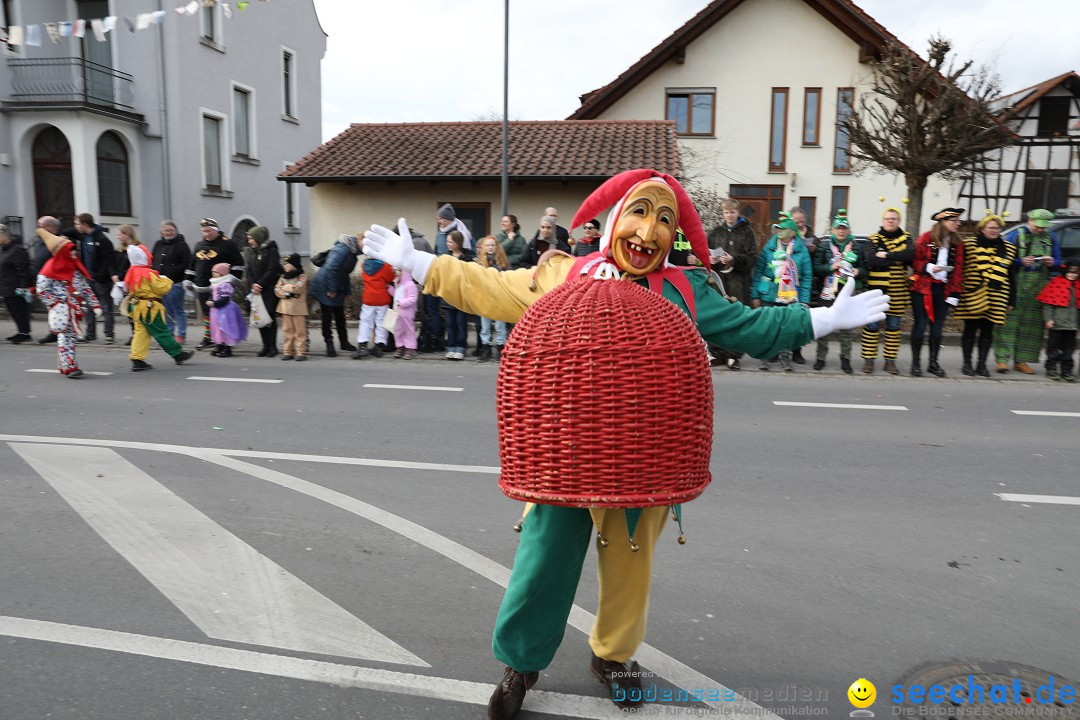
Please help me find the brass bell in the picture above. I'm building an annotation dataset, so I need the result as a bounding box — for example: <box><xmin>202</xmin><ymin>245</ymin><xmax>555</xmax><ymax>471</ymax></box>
<box><xmin>629</xmin><ymin>540</ymin><xmax>640</xmax><ymax>552</ymax></box>
<box><xmin>597</xmin><ymin>532</ymin><xmax>609</xmax><ymax>548</ymax></box>
<box><xmin>512</xmin><ymin>521</ymin><xmax>523</xmax><ymax>533</ymax></box>
<box><xmin>677</xmin><ymin>535</ymin><xmax>686</xmax><ymax>545</ymax></box>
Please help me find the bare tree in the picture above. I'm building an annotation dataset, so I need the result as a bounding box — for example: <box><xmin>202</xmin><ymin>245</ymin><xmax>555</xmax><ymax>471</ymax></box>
<box><xmin>842</xmin><ymin>36</ymin><xmax>1013</xmax><ymax>234</ymax></box>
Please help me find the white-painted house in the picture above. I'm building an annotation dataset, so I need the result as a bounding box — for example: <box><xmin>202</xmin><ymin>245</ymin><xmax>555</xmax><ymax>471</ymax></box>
<box><xmin>567</xmin><ymin>0</ymin><xmax>956</xmax><ymax>241</ymax></box>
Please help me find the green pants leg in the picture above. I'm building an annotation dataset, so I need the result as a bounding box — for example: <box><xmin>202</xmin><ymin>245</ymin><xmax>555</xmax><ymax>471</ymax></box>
<box><xmin>145</xmin><ymin>311</ymin><xmax>183</xmax><ymax>357</ymax></box>
<box><xmin>492</xmin><ymin>505</ymin><xmax>593</xmax><ymax>672</ymax></box>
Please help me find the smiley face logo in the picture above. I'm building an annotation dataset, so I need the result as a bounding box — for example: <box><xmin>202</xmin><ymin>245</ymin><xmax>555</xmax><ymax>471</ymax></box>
<box><xmin>848</xmin><ymin>678</ymin><xmax>876</xmax><ymax>709</ymax></box>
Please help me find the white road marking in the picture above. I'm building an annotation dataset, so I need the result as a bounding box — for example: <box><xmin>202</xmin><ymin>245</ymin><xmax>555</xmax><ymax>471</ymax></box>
<box><xmin>10</xmin><ymin>443</ymin><xmax>427</xmax><ymax>666</ymax></box>
<box><xmin>0</xmin><ymin>615</ymin><xmax>728</xmax><ymax>719</ymax></box>
<box><xmin>996</xmin><ymin>493</ymin><xmax>1080</xmax><ymax>506</ymax></box>
<box><xmin>773</xmin><ymin>401</ymin><xmax>908</xmax><ymax>411</ymax></box>
<box><xmin>1</xmin><ymin>434</ymin><xmax>777</xmax><ymax>718</ymax></box>
<box><xmin>363</xmin><ymin>383</ymin><xmax>463</xmax><ymax>392</ymax></box>
<box><xmin>187</xmin><ymin>376</ymin><xmax>283</xmax><ymax>383</ymax></box>
<box><xmin>1011</xmin><ymin>410</ymin><xmax>1080</xmax><ymax>418</ymax></box>
<box><xmin>25</xmin><ymin>369</ymin><xmax>114</xmax><ymax>376</ymax></box>
<box><xmin>0</xmin><ymin>434</ymin><xmax>498</xmax><ymax>474</ymax></box>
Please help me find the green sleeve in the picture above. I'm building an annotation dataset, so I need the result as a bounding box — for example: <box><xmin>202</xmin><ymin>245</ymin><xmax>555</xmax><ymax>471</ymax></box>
<box><xmin>666</xmin><ymin>272</ymin><xmax>815</xmax><ymax>359</ymax></box>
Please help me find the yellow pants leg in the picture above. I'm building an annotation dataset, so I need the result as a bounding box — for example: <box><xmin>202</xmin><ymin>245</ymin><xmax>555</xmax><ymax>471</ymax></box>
<box><xmin>130</xmin><ymin>318</ymin><xmax>152</xmax><ymax>361</ymax></box>
<box><xmin>588</xmin><ymin>506</ymin><xmax>669</xmax><ymax>663</ymax></box>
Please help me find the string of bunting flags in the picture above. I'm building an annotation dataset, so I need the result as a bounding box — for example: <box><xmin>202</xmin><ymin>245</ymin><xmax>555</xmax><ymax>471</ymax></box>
<box><xmin>0</xmin><ymin>0</ymin><xmax>270</xmax><ymax>47</ymax></box>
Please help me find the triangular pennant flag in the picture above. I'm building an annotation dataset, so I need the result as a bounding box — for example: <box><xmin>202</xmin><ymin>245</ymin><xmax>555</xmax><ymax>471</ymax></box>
<box><xmin>184</xmin><ymin>1</ymin><xmax>200</xmax><ymax>15</ymax></box>
<box><xmin>222</xmin><ymin>3</ymin><xmax>232</xmax><ymax>18</ymax></box>
<box><xmin>150</xmin><ymin>10</ymin><xmax>167</xmax><ymax>23</ymax></box>
<box><xmin>25</xmin><ymin>25</ymin><xmax>42</xmax><ymax>46</ymax></box>
<box><xmin>90</xmin><ymin>18</ymin><xmax>106</xmax><ymax>42</ymax></box>
<box><xmin>58</xmin><ymin>21</ymin><xmax>73</xmax><ymax>37</ymax></box>
<box><xmin>44</xmin><ymin>23</ymin><xmax>61</xmax><ymax>44</ymax></box>
<box><xmin>102</xmin><ymin>16</ymin><xmax>118</xmax><ymax>33</ymax></box>
<box><xmin>72</xmin><ymin>19</ymin><xmax>86</xmax><ymax>38</ymax></box>
<box><xmin>7</xmin><ymin>26</ymin><xmax>23</xmax><ymax>45</ymax></box>
<box><xmin>237</xmin><ymin>1</ymin><xmax>249</xmax><ymax>9</ymax></box>
<box><xmin>136</xmin><ymin>13</ymin><xmax>152</xmax><ymax>30</ymax></box>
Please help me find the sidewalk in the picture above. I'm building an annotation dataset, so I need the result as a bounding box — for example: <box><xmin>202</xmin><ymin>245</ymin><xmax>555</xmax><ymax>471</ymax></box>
<box><xmin>0</xmin><ymin>314</ymin><xmax>1068</xmax><ymax>382</ymax></box>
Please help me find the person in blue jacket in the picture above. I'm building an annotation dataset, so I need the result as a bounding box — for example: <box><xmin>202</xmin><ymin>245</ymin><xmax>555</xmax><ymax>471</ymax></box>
<box><xmin>309</xmin><ymin>234</ymin><xmax>361</xmax><ymax>357</ymax></box>
<box><xmin>750</xmin><ymin>216</ymin><xmax>812</xmax><ymax>371</ymax></box>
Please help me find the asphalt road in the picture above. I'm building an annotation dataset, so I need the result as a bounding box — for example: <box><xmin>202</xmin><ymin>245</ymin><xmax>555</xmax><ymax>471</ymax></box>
<box><xmin>1</xmin><ymin>338</ymin><xmax>1078</xmax><ymax>720</ymax></box>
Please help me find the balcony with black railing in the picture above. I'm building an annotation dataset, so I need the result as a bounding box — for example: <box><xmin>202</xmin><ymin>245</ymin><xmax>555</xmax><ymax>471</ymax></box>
<box><xmin>5</xmin><ymin>57</ymin><xmax>138</xmax><ymax>115</ymax></box>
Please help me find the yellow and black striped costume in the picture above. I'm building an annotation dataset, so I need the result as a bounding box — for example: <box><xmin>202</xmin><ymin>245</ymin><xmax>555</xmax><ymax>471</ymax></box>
<box><xmin>861</xmin><ymin>228</ymin><xmax>914</xmax><ymax>360</ymax></box>
<box><xmin>954</xmin><ymin>234</ymin><xmax>1016</xmax><ymax>325</ymax></box>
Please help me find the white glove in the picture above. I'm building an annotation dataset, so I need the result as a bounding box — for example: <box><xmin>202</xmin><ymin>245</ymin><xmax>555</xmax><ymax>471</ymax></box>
<box><xmin>182</xmin><ymin>279</ymin><xmax>194</xmax><ymax>291</ymax></box>
<box><xmin>363</xmin><ymin>218</ymin><xmax>435</xmax><ymax>284</ymax></box>
<box><xmin>808</xmin><ymin>277</ymin><xmax>889</xmax><ymax>338</ymax></box>
<box><xmin>945</xmin><ymin>296</ymin><xmax>959</xmax><ymax>307</ymax></box>
<box><xmin>93</xmin><ymin>307</ymin><xmax>103</xmax><ymax>319</ymax></box>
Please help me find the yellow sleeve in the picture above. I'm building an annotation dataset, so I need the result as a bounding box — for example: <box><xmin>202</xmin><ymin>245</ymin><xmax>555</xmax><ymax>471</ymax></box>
<box><xmin>422</xmin><ymin>254</ymin><xmax>573</xmax><ymax>323</ymax></box>
<box><xmin>149</xmin><ymin>274</ymin><xmax>173</xmax><ymax>297</ymax></box>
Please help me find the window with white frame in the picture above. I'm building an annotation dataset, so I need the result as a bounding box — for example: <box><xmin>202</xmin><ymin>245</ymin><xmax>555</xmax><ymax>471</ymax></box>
<box><xmin>202</xmin><ymin>112</ymin><xmax>225</xmax><ymax>191</ymax></box>
<box><xmin>232</xmin><ymin>84</ymin><xmax>254</xmax><ymax>159</ymax></box>
<box><xmin>282</xmin><ymin>47</ymin><xmax>297</xmax><ymax>119</ymax></box>
<box><xmin>284</xmin><ymin>162</ymin><xmax>299</xmax><ymax>228</ymax></box>
<box><xmin>200</xmin><ymin>2</ymin><xmax>222</xmax><ymax>47</ymax></box>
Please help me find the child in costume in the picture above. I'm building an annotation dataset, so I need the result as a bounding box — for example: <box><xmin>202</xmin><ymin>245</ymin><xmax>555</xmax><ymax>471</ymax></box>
<box><xmin>750</xmin><ymin>215</ymin><xmax>812</xmax><ymax>371</ymax></box>
<box><xmin>123</xmin><ymin>244</ymin><xmax>193</xmax><ymax>371</ymax></box>
<box><xmin>1037</xmin><ymin>263</ymin><xmax>1080</xmax><ymax>381</ymax></box>
<box><xmin>206</xmin><ymin>262</ymin><xmax>247</xmax><ymax>357</ymax></box>
<box><xmin>812</xmin><ymin>209</ymin><xmax>865</xmax><ymax>372</ymax></box>
<box><xmin>275</xmin><ymin>253</ymin><xmax>309</xmax><ymax>361</ymax></box>
<box><xmin>360</xmin><ymin>169</ymin><xmax>889</xmax><ymax>720</ymax></box>
<box><xmin>351</xmin><ymin>253</ymin><xmax>396</xmax><ymax>358</ymax></box>
<box><xmin>35</xmin><ymin>224</ymin><xmax>102</xmax><ymax>378</ymax></box>
<box><xmin>392</xmin><ymin>269</ymin><xmax>419</xmax><ymax>359</ymax></box>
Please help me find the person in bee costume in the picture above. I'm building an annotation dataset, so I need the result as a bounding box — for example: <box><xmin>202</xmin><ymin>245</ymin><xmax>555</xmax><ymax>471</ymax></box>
<box><xmin>861</xmin><ymin>207</ymin><xmax>914</xmax><ymax>374</ymax></box>
<box><xmin>360</xmin><ymin>169</ymin><xmax>889</xmax><ymax>719</ymax></box>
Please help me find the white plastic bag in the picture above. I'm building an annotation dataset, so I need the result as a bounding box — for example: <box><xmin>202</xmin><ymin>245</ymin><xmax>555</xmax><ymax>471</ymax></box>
<box><xmin>110</xmin><ymin>283</ymin><xmax>125</xmax><ymax>304</ymax></box>
<box><xmin>248</xmin><ymin>292</ymin><xmax>272</xmax><ymax>328</ymax></box>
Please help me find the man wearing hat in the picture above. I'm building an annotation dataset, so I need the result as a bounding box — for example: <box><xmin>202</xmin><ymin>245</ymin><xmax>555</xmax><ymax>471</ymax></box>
<box><xmin>995</xmin><ymin>209</ymin><xmax>1061</xmax><ymax>373</ymax></box>
<box><xmin>34</xmin><ymin>217</ymin><xmax>103</xmax><ymax>378</ymax></box>
<box><xmin>361</xmin><ymin>169</ymin><xmax>890</xmax><ymax>719</ymax></box>
<box><xmin>185</xmin><ymin>218</ymin><xmax>245</xmax><ymax>350</ymax></box>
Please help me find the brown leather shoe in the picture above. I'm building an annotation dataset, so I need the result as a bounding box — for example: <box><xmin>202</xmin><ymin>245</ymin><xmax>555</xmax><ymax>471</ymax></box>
<box><xmin>884</xmin><ymin>360</ymin><xmax>900</xmax><ymax>375</ymax></box>
<box><xmin>486</xmin><ymin>666</ymin><xmax>538</xmax><ymax>720</ymax></box>
<box><xmin>1014</xmin><ymin>362</ymin><xmax>1035</xmax><ymax>375</ymax></box>
<box><xmin>591</xmin><ymin>652</ymin><xmax>646</xmax><ymax>710</ymax></box>
<box><xmin>862</xmin><ymin>359</ymin><xmax>874</xmax><ymax>374</ymax></box>
<box><xmin>996</xmin><ymin>362</ymin><xmax>1009</xmax><ymax>373</ymax></box>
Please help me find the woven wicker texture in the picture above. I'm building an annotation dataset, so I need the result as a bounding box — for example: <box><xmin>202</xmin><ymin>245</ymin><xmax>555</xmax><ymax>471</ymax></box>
<box><xmin>497</xmin><ymin>276</ymin><xmax>713</xmax><ymax>508</ymax></box>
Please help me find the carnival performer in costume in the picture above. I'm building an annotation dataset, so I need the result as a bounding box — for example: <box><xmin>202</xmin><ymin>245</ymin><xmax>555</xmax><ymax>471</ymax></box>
<box><xmin>360</xmin><ymin>169</ymin><xmax>889</xmax><ymax>720</ymax></box>
<box><xmin>995</xmin><ymin>208</ymin><xmax>1061</xmax><ymax>374</ymax></box>
<box><xmin>1036</xmin><ymin>263</ymin><xmax>1080</xmax><ymax>382</ymax></box>
<box><xmin>123</xmin><ymin>244</ymin><xmax>194</xmax><ymax>371</ymax></box>
<box><xmin>861</xmin><ymin>207</ymin><xmax>914</xmax><ymax>374</ymax></box>
<box><xmin>909</xmin><ymin>208</ymin><xmax>966</xmax><ymax>378</ymax></box>
<box><xmin>35</xmin><ymin>223</ymin><xmax>102</xmax><ymax>378</ymax></box>
<box><xmin>812</xmin><ymin>209</ymin><xmax>865</xmax><ymax>373</ymax></box>
<box><xmin>954</xmin><ymin>214</ymin><xmax>1015</xmax><ymax>377</ymax></box>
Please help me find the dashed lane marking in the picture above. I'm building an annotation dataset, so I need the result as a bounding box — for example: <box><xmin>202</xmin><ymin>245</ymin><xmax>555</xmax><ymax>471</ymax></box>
<box><xmin>186</xmin><ymin>376</ymin><xmax>283</xmax><ymax>383</ymax></box>
<box><xmin>996</xmin><ymin>493</ymin><xmax>1080</xmax><ymax>506</ymax></box>
<box><xmin>773</xmin><ymin>401</ymin><xmax>908</xmax><ymax>411</ymax></box>
<box><xmin>25</xmin><ymin>369</ymin><xmax>114</xmax><ymax>376</ymax></box>
<box><xmin>1011</xmin><ymin>410</ymin><xmax>1080</xmax><ymax>418</ymax></box>
<box><xmin>363</xmin><ymin>383</ymin><xmax>464</xmax><ymax>391</ymax></box>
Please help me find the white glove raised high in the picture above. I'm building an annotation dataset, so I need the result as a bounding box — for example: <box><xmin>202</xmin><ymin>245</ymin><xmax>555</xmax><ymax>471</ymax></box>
<box><xmin>363</xmin><ymin>218</ymin><xmax>435</xmax><ymax>284</ymax></box>
<box><xmin>808</xmin><ymin>278</ymin><xmax>889</xmax><ymax>338</ymax></box>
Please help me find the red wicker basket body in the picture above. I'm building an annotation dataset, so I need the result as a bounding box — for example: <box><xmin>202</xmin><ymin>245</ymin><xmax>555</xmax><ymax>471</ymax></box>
<box><xmin>496</xmin><ymin>276</ymin><xmax>713</xmax><ymax>508</ymax></box>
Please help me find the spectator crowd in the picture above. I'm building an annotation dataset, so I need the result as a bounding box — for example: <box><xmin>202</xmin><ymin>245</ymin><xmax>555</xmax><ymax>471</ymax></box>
<box><xmin>1</xmin><ymin>202</ymin><xmax>1076</xmax><ymax>382</ymax></box>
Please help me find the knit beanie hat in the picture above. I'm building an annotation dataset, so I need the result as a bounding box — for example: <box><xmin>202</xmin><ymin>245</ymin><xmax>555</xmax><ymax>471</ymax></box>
<box><xmin>248</xmin><ymin>225</ymin><xmax>269</xmax><ymax>245</ymax></box>
<box><xmin>282</xmin><ymin>253</ymin><xmax>302</xmax><ymax>270</ymax></box>
<box><xmin>211</xmin><ymin>262</ymin><xmax>231</xmax><ymax>276</ymax></box>
<box><xmin>437</xmin><ymin>203</ymin><xmax>456</xmax><ymax>221</ymax></box>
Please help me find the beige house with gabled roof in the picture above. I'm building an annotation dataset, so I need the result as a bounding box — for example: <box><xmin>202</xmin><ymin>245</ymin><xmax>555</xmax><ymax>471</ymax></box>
<box><xmin>568</xmin><ymin>0</ymin><xmax>957</xmax><ymax>242</ymax></box>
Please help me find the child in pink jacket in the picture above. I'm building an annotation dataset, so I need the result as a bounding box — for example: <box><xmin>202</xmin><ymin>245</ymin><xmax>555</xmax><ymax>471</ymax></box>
<box><xmin>392</xmin><ymin>269</ymin><xmax>418</xmax><ymax>359</ymax></box>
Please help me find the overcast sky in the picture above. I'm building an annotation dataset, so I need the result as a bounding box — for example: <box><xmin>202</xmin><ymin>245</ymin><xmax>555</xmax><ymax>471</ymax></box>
<box><xmin>312</xmin><ymin>0</ymin><xmax>1077</xmax><ymax>141</ymax></box>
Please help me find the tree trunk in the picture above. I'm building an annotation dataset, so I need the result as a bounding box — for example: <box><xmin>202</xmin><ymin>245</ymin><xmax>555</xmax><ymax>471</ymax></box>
<box><xmin>904</xmin><ymin>176</ymin><xmax>928</xmax><ymax>237</ymax></box>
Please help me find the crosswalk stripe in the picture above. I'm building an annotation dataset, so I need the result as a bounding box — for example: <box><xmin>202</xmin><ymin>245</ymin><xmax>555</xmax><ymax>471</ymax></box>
<box><xmin>0</xmin><ymin>616</ymin><xmax>752</xmax><ymax>718</ymax></box>
<box><xmin>10</xmin><ymin>442</ymin><xmax>427</xmax><ymax>666</ymax></box>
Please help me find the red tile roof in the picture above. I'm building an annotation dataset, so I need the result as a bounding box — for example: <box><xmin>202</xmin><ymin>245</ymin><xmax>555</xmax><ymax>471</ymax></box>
<box><xmin>569</xmin><ymin>0</ymin><xmax>915</xmax><ymax>120</ymax></box>
<box><xmin>279</xmin><ymin>120</ymin><xmax>680</xmax><ymax>182</ymax></box>
<box><xmin>992</xmin><ymin>71</ymin><xmax>1080</xmax><ymax>120</ymax></box>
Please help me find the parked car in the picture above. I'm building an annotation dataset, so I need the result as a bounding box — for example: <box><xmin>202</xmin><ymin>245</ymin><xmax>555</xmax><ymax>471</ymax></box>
<box><xmin>1004</xmin><ymin>209</ymin><xmax>1080</xmax><ymax>267</ymax></box>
